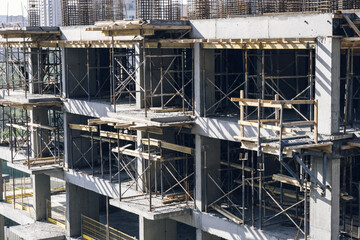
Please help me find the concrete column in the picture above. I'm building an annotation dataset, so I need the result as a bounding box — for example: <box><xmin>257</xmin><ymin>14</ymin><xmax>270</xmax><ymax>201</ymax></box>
<box><xmin>135</xmin><ymin>43</ymin><xmax>144</xmax><ymax>109</ymax></box>
<box><xmin>195</xmin><ymin>135</ymin><xmax>221</xmax><ymax>212</ymax></box>
<box><xmin>0</xmin><ymin>160</ymin><xmax>3</xmax><ymax>202</ymax></box>
<box><xmin>0</xmin><ymin>215</ymin><xmax>4</xmax><ymax>240</ymax></box>
<box><xmin>139</xmin><ymin>217</ymin><xmax>176</xmax><ymax>240</ymax></box>
<box><xmin>310</xmin><ymin>157</ymin><xmax>340</xmax><ymax>240</ymax></box>
<box><xmin>63</xmin><ymin>112</ymin><xmax>71</xmax><ymax>170</ymax></box>
<box><xmin>32</xmin><ymin>174</ymin><xmax>51</xmax><ymax>221</ymax></box>
<box><xmin>66</xmin><ymin>182</ymin><xmax>99</xmax><ymax>237</ymax></box>
<box><xmin>196</xmin><ymin>229</ymin><xmax>220</xmax><ymax>240</ymax></box>
<box><xmin>315</xmin><ymin>37</ymin><xmax>341</xmax><ymax>135</ymax></box>
<box><xmin>194</xmin><ymin>43</ymin><xmax>215</xmax><ymax>117</ymax></box>
<box><xmin>61</xmin><ymin>48</ymin><xmax>67</xmax><ymax>98</ymax></box>
<box><xmin>31</xmin><ymin>108</ymin><xmax>49</xmax><ymax>158</ymax></box>
<box><xmin>136</xmin><ymin>131</ymin><xmax>145</xmax><ymax>192</ymax></box>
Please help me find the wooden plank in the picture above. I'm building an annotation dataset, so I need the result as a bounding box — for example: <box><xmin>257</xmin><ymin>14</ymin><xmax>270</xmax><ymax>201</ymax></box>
<box><xmin>347</xmin><ymin>141</ymin><xmax>360</xmax><ymax>148</ymax></box>
<box><xmin>69</xmin><ymin>124</ymin><xmax>97</xmax><ymax>132</ymax></box>
<box><xmin>344</xmin><ymin>15</ymin><xmax>360</xmax><ymax>37</ymax></box>
<box><xmin>6</xmin><ymin>123</ymin><xmax>31</xmax><ymax>131</ymax></box>
<box><xmin>28</xmin><ymin>123</ymin><xmax>56</xmax><ymax>131</ymax></box>
<box><xmin>238</xmin><ymin>120</ymin><xmax>293</xmax><ymax>133</ymax></box>
<box><xmin>220</xmin><ymin>161</ymin><xmax>251</xmax><ymax>172</ymax></box>
<box><xmin>211</xmin><ymin>204</ymin><xmax>243</xmax><ymax>224</ymax></box>
<box><xmin>111</xmin><ymin>148</ymin><xmax>162</xmax><ymax>161</ymax></box>
<box><xmin>99</xmin><ymin>130</ymin><xmax>137</xmax><ymax>142</ymax></box>
<box><xmin>141</xmin><ymin>139</ymin><xmax>194</xmax><ymax>155</ymax></box>
<box><xmin>235</xmin><ymin>179</ymin><xmax>303</xmax><ymax>200</ymax></box>
<box><xmin>231</xmin><ymin>98</ymin><xmax>292</xmax><ymax>109</ymax></box>
<box><xmin>241</xmin><ymin>141</ymin><xmax>293</xmax><ymax>157</ymax></box>
<box><xmin>270</xmin><ymin>100</ymin><xmax>315</xmax><ymax>105</ymax></box>
<box><xmin>284</xmin><ymin>143</ymin><xmax>332</xmax><ymax>153</ymax></box>
<box><xmin>153</xmin><ymin>108</ymin><xmax>184</xmax><ymax>113</ymax></box>
<box><xmin>234</xmin><ymin>136</ymin><xmax>258</xmax><ymax>142</ymax></box>
<box><xmin>282</xmin><ymin>121</ymin><xmax>316</xmax><ymax>127</ymax></box>
<box><xmin>272</xmin><ymin>174</ymin><xmax>310</xmax><ymax>189</ymax></box>
<box><xmin>100</xmin><ymin>130</ymin><xmax>193</xmax><ymax>155</ymax></box>
<box><xmin>87</xmin><ymin>119</ymin><xmax>110</xmax><ymax>125</ymax></box>
<box><xmin>129</xmin><ymin>125</ymin><xmax>163</xmax><ymax>135</ymax></box>
<box><xmin>80</xmin><ymin>134</ymin><xmax>116</xmax><ymax>143</ymax></box>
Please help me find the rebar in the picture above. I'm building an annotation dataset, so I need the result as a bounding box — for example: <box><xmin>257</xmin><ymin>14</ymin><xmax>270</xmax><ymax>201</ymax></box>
<box><xmin>188</xmin><ymin>0</ymin><xmax>360</xmax><ymax>19</ymax></box>
<box><xmin>136</xmin><ymin>0</ymin><xmax>181</xmax><ymax>20</ymax></box>
<box><xmin>61</xmin><ymin>0</ymin><xmax>124</xmax><ymax>26</ymax></box>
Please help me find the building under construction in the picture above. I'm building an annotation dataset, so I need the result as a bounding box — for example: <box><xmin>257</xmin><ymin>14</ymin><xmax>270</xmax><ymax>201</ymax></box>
<box><xmin>1</xmin><ymin>0</ymin><xmax>360</xmax><ymax>239</ymax></box>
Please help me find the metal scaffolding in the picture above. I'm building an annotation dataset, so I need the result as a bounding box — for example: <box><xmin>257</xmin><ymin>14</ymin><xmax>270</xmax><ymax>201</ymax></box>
<box><xmin>68</xmin><ymin>119</ymin><xmax>194</xmax><ymax>211</ymax></box>
<box><xmin>0</xmin><ymin>103</ymin><xmax>63</xmax><ymax>169</ymax></box>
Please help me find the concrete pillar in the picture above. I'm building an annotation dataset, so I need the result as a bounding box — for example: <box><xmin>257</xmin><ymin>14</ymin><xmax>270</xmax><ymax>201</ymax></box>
<box><xmin>32</xmin><ymin>174</ymin><xmax>51</xmax><ymax>221</ymax></box>
<box><xmin>0</xmin><ymin>160</ymin><xmax>3</xmax><ymax>202</ymax></box>
<box><xmin>61</xmin><ymin>48</ymin><xmax>67</xmax><ymax>98</ymax></box>
<box><xmin>0</xmin><ymin>215</ymin><xmax>4</xmax><ymax>240</ymax></box>
<box><xmin>195</xmin><ymin>135</ymin><xmax>221</xmax><ymax>212</ymax></box>
<box><xmin>194</xmin><ymin>43</ymin><xmax>215</xmax><ymax>117</ymax></box>
<box><xmin>139</xmin><ymin>217</ymin><xmax>176</xmax><ymax>240</ymax></box>
<box><xmin>315</xmin><ymin>37</ymin><xmax>341</xmax><ymax>135</ymax></box>
<box><xmin>196</xmin><ymin>229</ymin><xmax>220</xmax><ymax>240</ymax></box>
<box><xmin>135</xmin><ymin>43</ymin><xmax>144</xmax><ymax>109</ymax></box>
<box><xmin>310</xmin><ymin>157</ymin><xmax>340</xmax><ymax>240</ymax></box>
<box><xmin>66</xmin><ymin>182</ymin><xmax>99</xmax><ymax>237</ymax></box>
<box><xmin>63</xmin><ymin>112</ymin><xmax>72</xmax><ymax>170</ymax></box>
<box><xmin>31</xmin><ymin>108</ymin><xmax>50</xmax><ymax>158</ymax></box>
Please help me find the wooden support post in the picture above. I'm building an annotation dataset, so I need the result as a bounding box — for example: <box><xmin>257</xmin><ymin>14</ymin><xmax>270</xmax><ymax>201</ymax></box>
<box><xmin>240</xmin><ymin>90</ymin><xmax>244</xmax><ymax>138</ymax></box>
<box><xmin>314</xmin><ymin>100</ymin><xmax>318</xmax><ymax>144</ymax></box>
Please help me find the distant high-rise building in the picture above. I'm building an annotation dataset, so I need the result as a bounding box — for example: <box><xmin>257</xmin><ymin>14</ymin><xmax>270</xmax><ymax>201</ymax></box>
<box><xmin>28</xmin><ymin>0</ymin><xmax>62</xmax><ymax>26</ymax></box>
<box><xmin>40</xmin><ymin>0</ymin><xmax>62</xmax><ymax>26</ymax></box>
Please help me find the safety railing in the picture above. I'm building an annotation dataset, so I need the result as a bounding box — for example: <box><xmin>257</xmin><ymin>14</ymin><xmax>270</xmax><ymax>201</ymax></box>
<box><xmin>46</xmin><ymin>199</ymin><xmax>66</xmax><ymax>229</ymax></box>
<box><xmin>81</xmin><ymin>214</ymin><xmax>137</xmax><ymax>240</ymax></box>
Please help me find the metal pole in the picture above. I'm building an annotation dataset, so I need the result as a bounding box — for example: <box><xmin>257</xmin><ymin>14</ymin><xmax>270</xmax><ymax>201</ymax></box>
<box><xmin>106</xmin><ymin>196</ymin><xmax>110</xmax><ymax>240</ymax></box>
<box><xmin>100</xmin><ymin>125</ymin><xmax>104</xmax><ymax>178</ymax></box>
<box><xmin>251</xmin><ymin>151</ymin><xmax>255</xmax><ymax>227</ymax></box>
<box><xmin>117</xmin><ymin>129</ymin><xmax>121</xmax><ymax>200</ymax></box>
<box><xmin>87</xmin><ymin>47</ymin><xmax>90</xmax><ymax>101</ymax></box>
<box><xmin>147</xmin><ymin>131</ymin><xmax>151</xmax><ymax>211</ymax></box>
<box><xmin>26</xmin><ymin>108</ymin><xmax>30</xmax><ymax>169</ymax></box>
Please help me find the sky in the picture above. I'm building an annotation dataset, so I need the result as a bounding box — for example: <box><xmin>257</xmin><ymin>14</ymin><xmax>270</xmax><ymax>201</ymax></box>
<box><xmin>0</xmin><ymin>0</ymin><xmax>27</xmax><ymax>17</ymax></box>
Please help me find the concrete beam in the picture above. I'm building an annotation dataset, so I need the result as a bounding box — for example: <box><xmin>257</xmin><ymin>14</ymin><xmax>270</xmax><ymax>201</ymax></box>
<box><xmin>196</xmin><ymin>230</ymin><xmax>220</xmax><ymax>240</ymax></box>
<box><xmin>190</xmin><ymin>13</ymin><xmax>333</xmax><ymax>39</ymax></box>
<box><xmin>315</xmin><ymin>37</ymin><xmax>341</xmax><ymax>135</ymax></box>
<box><xmin>139</xmin><ymin>217</ymin><xmax>177</xmax><ymax>240</ymax></box>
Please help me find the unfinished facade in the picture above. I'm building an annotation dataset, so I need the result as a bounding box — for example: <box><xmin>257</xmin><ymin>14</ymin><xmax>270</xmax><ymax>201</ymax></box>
<box><xmin>1</xmin><ymin>0</ymin><xmax>360</xmax><ymax>239</ymax></box>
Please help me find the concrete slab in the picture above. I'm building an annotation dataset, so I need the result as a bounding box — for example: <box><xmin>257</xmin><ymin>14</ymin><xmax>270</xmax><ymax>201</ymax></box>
<box><xmin>0</xmin><ymin>201</ymin><xmax>35</xmax><ymax>225</ymax></box>
<box><xmin>8</xmin><ymin>222</ymin><xmax>65</xmax><ymax>240</ymax></box>
<box><xmin>64</xmin><ymin>98</ymin><xmax>194</xmax><ymax>125</ymax></box>
<box><xmin>0</xmin><ymin>90</ymin><xmax>62</xmax><ymax>105</ymax></box>
<box><xmin>0</xmin><ymin>146</ymin><xmax>64</xmax><ymax>176</ymax></box>
<box><xmin>110</xmin><ymin>196</ymin><xmax>192</xmax><ymax>220</ymax></box>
